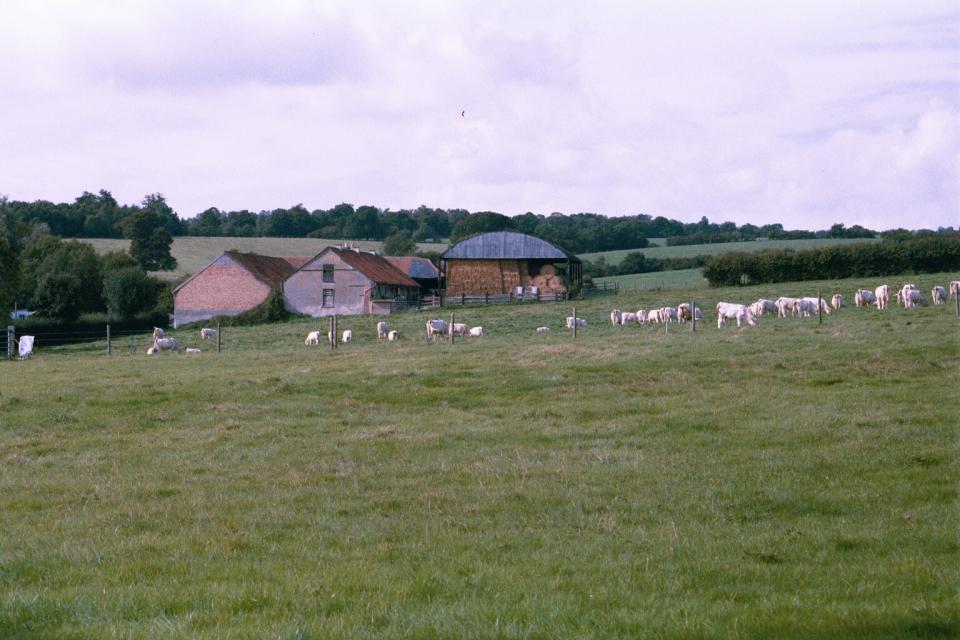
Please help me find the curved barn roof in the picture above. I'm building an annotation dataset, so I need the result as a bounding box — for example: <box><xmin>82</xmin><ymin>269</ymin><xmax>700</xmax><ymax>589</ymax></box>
<box><xmin>441</xmin><ymin>231</ymin><xmax>579</xmax><ymax>262</ymax></box>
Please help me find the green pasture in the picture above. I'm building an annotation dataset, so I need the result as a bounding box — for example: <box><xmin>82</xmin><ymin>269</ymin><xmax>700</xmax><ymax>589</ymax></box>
<box><xmin>581</xmin><ymin>237</ymin><xmax>880</xmax><ymax>266</ymax></box>
<box><xmin>1</xmin><ymin>272</ymin><xmax>958</xmax><ymax>638</ymax></box>
<box><xmin>81</xmin><ymin>237</ymin><xmax>449</xmax><ymax>282</ymax></box>
<box><xmin>593</xmin><ymin>268</ymin><xmax>709</xmax><ymax>291</ymax></box>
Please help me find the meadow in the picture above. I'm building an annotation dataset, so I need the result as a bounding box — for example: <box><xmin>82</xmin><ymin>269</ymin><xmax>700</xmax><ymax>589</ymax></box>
<box><xmin>1</xmin><ymin>272</ymin><xmax>957</xmax><ymax>638</ymax></box>
<box><xmin>593</xmin><ymin>268</ymin><xmax>709</xmax><ymax>291</ymax></box>
<box><xmin>82</xmin><ymin>238</ymin><xmax>449</xmax><ymax>282</ymax></box>
<box><xmin>580</xmin><ymin>238</ymin><xmax>880</xmax><ymax>266</ymax></box>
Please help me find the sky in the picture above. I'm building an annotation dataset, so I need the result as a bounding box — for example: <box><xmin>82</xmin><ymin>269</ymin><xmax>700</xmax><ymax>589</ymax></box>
<box><xmin>1</xmin><ymin>1</ymin><xmax>958</xmax><ymax>230</ymax></box>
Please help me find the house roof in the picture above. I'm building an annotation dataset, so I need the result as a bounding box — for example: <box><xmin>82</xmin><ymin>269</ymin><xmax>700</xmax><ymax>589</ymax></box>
<box><xmin>385</xmin><ymin>256</ymin><xmax>440</xmax><ymax>280</ymax></box>
<box><xmin>329</xmin><ymin>248</ymin><xmax>420</xmax><ymax>287</ymax></box>
<box><xmin>441</xmin><ymin>231</ymin><xmax>580</xmax><ymax>262</ymax></box>
<box><xmin>172</xmin><ymin>252</ymin><xmax>312</xmax><ymax>293</ymax></box>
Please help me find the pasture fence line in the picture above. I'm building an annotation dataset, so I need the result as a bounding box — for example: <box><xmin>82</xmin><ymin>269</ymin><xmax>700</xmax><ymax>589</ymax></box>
<box><xmin>410</xmin><ymin>289</ymin><xmax>567</xmax><ymax>311</ymax></box>
<box><xmin>6</xmin><ymin>325</ymin><xmax>13</xmax><ymax>359</ymax></box>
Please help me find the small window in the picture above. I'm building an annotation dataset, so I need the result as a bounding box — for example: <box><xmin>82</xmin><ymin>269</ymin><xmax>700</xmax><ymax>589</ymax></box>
<box><xmin>322</xmin><ymin>289</ymin><xmax>335</xmax><ymax>307</ymax></box>
<box><xmin>322</xmin><ymin>264</ymin><xmax>334</xmax><ymax>283</ymax></box>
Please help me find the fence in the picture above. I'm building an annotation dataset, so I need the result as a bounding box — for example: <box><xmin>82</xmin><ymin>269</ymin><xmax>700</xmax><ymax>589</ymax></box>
<box><xmin>5</xmin><ymin>322</ymin><xmax>224</xmax><ymax>359</ymax></box>
<box><xmin>395</xmin><ymin>288</ymin><xmax>567</xmax><ymax>312</ymax></box>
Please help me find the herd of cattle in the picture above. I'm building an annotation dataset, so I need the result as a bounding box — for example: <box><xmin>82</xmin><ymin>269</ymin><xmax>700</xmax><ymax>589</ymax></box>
<box><xmin>144</xmin><ymin>280</ymin><xmax>958</xmax><ymax>354</ymax></box>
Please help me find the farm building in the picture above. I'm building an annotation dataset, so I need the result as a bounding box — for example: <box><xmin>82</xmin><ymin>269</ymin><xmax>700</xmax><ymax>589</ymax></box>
<box><xmin>385</xmin><ymin>256</ymin><xmax>441</xmax><ymax>290</ymax></box>
<box><xmin>440</xmin><ymin>231</ymin><xmax>582</xmax><ymax>297</ymax></box>
<box><xmin>284</xmin><ymin>247</ymin><xmax>421</xmax><ymax>317</ymax></box>
<box><xmin>172</xmin><ymin>251</ymin><xmax>310</xmax><ymax>327</ymax></box>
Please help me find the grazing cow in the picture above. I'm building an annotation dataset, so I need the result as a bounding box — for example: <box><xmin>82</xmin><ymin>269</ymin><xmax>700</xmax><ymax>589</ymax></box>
<box><xmin>200</xmin><ymin>327</ymin><xmax>217</xmax><ymax>340</ymax></box>
<box><xmin>147</xmin><ymin>337</ymin><xmax>182</xmax><ymax>355</ymax></box>
<box><xmin>659</xmin><ymin>307</ymin><xmax>678</xmax><ymax>323</ymax></box>
<box><xmin>646</xmin><ymin>309</ymin><xmax>661</xmax><ymax>324</ymax></box>
<box><xmin>898</xmin><ymin>283</ymin><xmax>919</xmax><ymax>308</ymax></box>
<box><xmin>676</xmin><ymin>304</ymin><xmax>704</xmax><ymax>323</ymax></box>
<box><xmin>565</xmin><ymin>316</ymin><xmax>587</xmax><ymax>329</ymax></box>
<box><xmin>831</xmin><ymin>294</ymin><xmax>845</xmax><ymax>310</ymax></box>
<box><xmin>854</xmin><ymin>289</ymin><xmax>876</xmax><ymax>307</ymax></box>
<box><xmin>469</xmin><ymin>326</ymin><xmax>484</xmax><ymax>337</ymax></box>
<box><xmin>716</xmin><ymin>302</ymin><xmax>757</xmax><ymax>328</ymax></box>
<box><xmin>426</xmin><ymin>319</ymin><xmax>448</xmax><ymax>341</ymax></box>
<box><xmin>795</xmin><ymin>298</ymin><xmax>817</xmax><ymax>317</ymax></box>
<box><xmin>750</xmin><ymin>299</ymin><xmax>777</xmax><ymax>317</ymax></box>
<box><xmin>775</xmin><ymin>297</ymin><xmax>800</xmax><ymax>318</ymax></box>
<box><xmin>305</xmin><ymin>331</ymin><xmax>320</xmax><ymax>345</ymax></box>
<box><xmin>376</xmin><ymin>321</ymin><xmax>389</xmax><ymax>340</ymax></box>
<box><xmin>904</xmin><ymin>289</ymin><xmax>927</xmax><ymax>307</ymax></box>
<box><xmin>932</xmin><ymin>286</ymin><xmax>946</xmax><ymax>305</ymax></box>
<box><xmin>620</xmin><ymin>311</ymin><xmax>637</xmax><ymax>325</ymax></box>
<box><xmin>536</xmin><ymin>326</ymin><xmax>551</xmax><ymax>333</ymax></box>
<box><xmin>387</xmin><ymin>330</ymin><xmax>399</xmax><ymax>341</ymax></box>
<box><xmin>451</xmin><ymin>322</ymin><xmax>470</xmax><ymax>337</ymax></box>
<box><xmin>875</xmin><ymin>285</ymin><xmax>890</xmax><ymax>310</ymax></box>
<box><xmin>635</xmin><ymin>309</ymin><xmax>647</xmax><ymax>325</ymax></box>
<box><xmin>610</xmin><ymin>309</ymin><xmax>622</xmax><ymax>326</ymax></box>
<box><xmin>342</xmin><ymin>330</ymin><xmax>352</xmax><ymax>343</ymax></box>
<box><xmin>949</xmin><ymin>281</ymin><xmax>960</xmax><ymax>299</ymax></box>
<box><xmin>800</xmin><ymin>296</ymin><xmax>831</xmax><ymax>315</ymax></box>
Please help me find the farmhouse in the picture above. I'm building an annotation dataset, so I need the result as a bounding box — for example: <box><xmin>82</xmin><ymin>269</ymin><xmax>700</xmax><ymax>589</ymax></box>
<box><xmin>441</xmin><ymin>231</ymin><xmax>582</xmax><ymax>297</ymax></box>
<box><xmin>284</xmin><ymin>246</ymin><xmax>421</xmax><ymax>317</ymax></box>
<box><xmin>172</xmin><ymin>251</ymin><xmax>310</xmax><ymax>327</ymax></box>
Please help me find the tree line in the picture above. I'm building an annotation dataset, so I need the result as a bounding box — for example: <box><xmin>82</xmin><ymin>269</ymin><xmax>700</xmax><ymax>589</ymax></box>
<box><xmin>701</xmin><ymin>235</ymin><xmax>960</xmax><ymax>287</ymax></box>
<box><xmin>10</xmin><ymin>189</ymin><xmax>955</xmax><ymax>257</ymax></box>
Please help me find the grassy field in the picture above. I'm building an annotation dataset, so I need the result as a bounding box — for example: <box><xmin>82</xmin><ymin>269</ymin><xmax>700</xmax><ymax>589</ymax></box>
<box><xmin>581</xmin><ymin>238</ymin><xmax>880</xmax><ymax>266</ymax></box>
<box><xmin>82</xmin><ymin>237</ymin><xmax>449</xmax><ymax>282</ymax></box>
<box><xmin>593</xmin><ymin>268</ymin><xmax>709</xmax><ymax>291</ymax></box>
<box><xmin>1</xmin><ymin>272</ymin><xmax>958</xmax><ymax>638</ymax></box>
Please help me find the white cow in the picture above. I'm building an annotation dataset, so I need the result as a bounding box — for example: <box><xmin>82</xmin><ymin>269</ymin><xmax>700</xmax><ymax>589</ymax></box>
<box><xmin>750</xmin><ymin>299</ymin><xmax>777</xmax><ymax>317</ymax></box>
<box><xmin>426</xmin><ymin>319</ymin><xmax>448</xmax><ymax>341</ymax></box>
<box><xmin>676</xmin><ymin>303</ymin><xmax>703</xmax><ymax>323</ymax></box>
<box><xmin>716</xmin><ymin>302</ymin><xmax>757</xmax><ymax>328</ymax></box>
<box><xmin>305</xmin><ymin>331</ymin><xmax>320</xmax><ymax>345</ymax></box>
<box><xmin>565</xmin><ymin>316</ymin><xmax>587</xmax><ymax>329</ymax></box>
<box><xmin>536</xmin><ymin>326</ymin><xmax>551</xmax><ymax>334</ymax></box>
<box><xmin>610</xmin><ymin>309</ymin><xmax>622</xmax><ymax>326</ymax></box>
<box><xmin>646</xmin><ymin>309</ymin><xmax>661</xmax><ymax>324</ymax></box>
<box><xmin>854</xmin><ymin>289</ymin><xmax>876</xmax><ymax>308</ymax></box>
<box><xmin>635</xmin><ymin>309</ymin><xmax>647</xmax><ymax>325</ymax></box>
<box><xmin>147</xmin><ymin>337</ymin><xmax>182</xmax><ymax>355</ymax></box>
<box><xmin>200</xmin><ymin>327</ymin><xmax>217</xmax><ymax>340</ymax></box>
<box><xmin>387</xmin><ymin>330</ymin><xmax>399</xmax><ymax>341</ymax></box>
<box><xmin>451</xmin><ymin>322</ymin><xmax>470</xmax><ymax>337</ymax></box>
<box><xmin>152</xmin><ymin>327</ymin><xmax>165</xmax><ymax>340</ymax></box>
<box><xmin>469</xmin><ymin>326</ymin><xmax>484</xmax><ymax>337</ymax></box>
<box><xmin>898</xmin><ymin>283</ymin><xmax>919</xmax><ymax>308</ymax></box>
<box><xmin>875</xmin><ymin>285</ymin><xmax>890</xmax><ymax>310</ymax></box>
<box><xmin>775</xmin><ymin>297</ymin><xmax>800</xmax><ymax>318</ymax></box>
<box><xmin>932</xmin><ymin>286</ymin><xmax>946</xmax><ymax>305</ymax></box>
<box><xmin>185</xmin><ymin>348</ymin><xmax>202</xmax><ymax>354</ymax></box>
<box><xmin>800</xmin><ymin>296</ymin><xmax>831</xmax><ymax>315</ymax></box>
<box><xmin>904</xmin><ymin>289</ymin><xmax>927</xmax><ymax>307</ymax></box>
<box><xmin>949</xmin><ymin>281</ymin><xmax>960</xmax><ymax>299</ymax></box>
<box><xmin>376</xmin><ymin>321</ymin><xmax>389</xmax><ymax>340</ymax></box>
<box><xmin>795</xmin><ymin>298</ymin><xmax>817</xmax><ymax>317</ymax></box>
<box><xmin>658</xmin><ymin>307</ymin><xmax>678</xmax><ymax>324</ymax></box>
<box><xmin>831</xmin><ymin>294</ymin><xmax>844</xmax><ymax>310</ymax></box>
<box><xmin>620</xmin><ymin>311</ymin><xmax>637</xmax><ymax>325</ymax></box>
<box><xmin>342</xmin><ymin>330</ymin><xmax>353</xmax><ymax>343</ymax></box>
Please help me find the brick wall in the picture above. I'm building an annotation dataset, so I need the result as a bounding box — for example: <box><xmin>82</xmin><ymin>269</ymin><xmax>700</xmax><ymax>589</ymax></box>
<box><xmin>174</xmin><ymin>257</ymin><xmax>271</xmax><ymax>326</ymax></box>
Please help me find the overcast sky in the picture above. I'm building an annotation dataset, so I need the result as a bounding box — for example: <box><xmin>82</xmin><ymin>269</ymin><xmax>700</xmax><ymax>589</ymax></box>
<box><xmin>1</xmin><ymin>1</ymin><xmax>957</xmax><ymax>230</ymax></box>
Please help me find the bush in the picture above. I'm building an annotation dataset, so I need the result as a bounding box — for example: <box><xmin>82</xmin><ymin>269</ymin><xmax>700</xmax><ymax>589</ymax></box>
<box><xmin>206</xmin><ymin>289</ymin><xmax>290</xmax><ymax>327</ymax></box>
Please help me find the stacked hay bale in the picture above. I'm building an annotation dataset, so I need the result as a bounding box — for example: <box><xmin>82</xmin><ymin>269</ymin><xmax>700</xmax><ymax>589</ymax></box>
<box><xmin>527</xmin><ymin>263</ymin><xmax>567</xmax><ymax>295</ymax></box>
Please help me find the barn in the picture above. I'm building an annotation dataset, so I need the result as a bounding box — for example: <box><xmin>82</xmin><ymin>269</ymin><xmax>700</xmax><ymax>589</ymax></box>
<box><xmin>440</xmin><ymin>231</ymin><xmax>582</xmax><ymax>297</ymax></box>
<box><xmin>284</xmin><ymin>246</ymin><xmax>421</xmax><ymax>317</ymax></box>
<box><xmin>172</xmin><ymin>252</ymin><xmax>310</xmax><ymax>327</ymax></box>
<box><xmin>385</xmin><ymin>256</ymin><xmax>441</xmax><ymax>291</ymax></box>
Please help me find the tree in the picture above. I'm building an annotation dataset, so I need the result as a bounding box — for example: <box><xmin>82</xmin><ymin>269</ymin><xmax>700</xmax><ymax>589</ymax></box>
<box><xmin>450</xmin><ymin>211</ymin><xmax>512</xmax><ymax>242</ymax></box>
<box><xmin>33</xmin><ymin>272</ymin><xmax>86</xmax><ymax>322</ymax></box>
<box><xmin>123</xmin><ymin>210</ymin><xmax>178</xmax><ymax>271</ymax></box>
<box><xmin>190</xmin><ymin>208</ymin><xmax>225</xmax><ymax>236</ymax></box>
<box><xmin>382</xmin><ymin>231</ymin><xmax>417</xmax><ymax>256</ymax></box>
<box><xmin>103</xmin><ymin>266</ymin><xmax>158</xmax><ymax>320</ymax></box>
<box><xmin>0</xmin><ymin>238</ymin><xmax>18</xmax><ymax>315</ymax></box>
<box><xmin>141</xmin><ymin>193</ymin><xmax>184</xmax><ymax>236</ymax></box>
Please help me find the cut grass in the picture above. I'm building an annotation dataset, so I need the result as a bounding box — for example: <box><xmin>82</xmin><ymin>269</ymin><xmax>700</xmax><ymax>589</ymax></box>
<box><xmin>81</xmin><ymin>237</ymin><xmax>449</xmax><ymax>281</ymax></box>
<box><xmin>581</xmin><ymin>237</ymin><xmax>880</xmax><ymax>265</ymax></box>
<box><xmin>1</xmin><ymin>271</ymin><xmax>958</xmax><ymax>638</ymax></box>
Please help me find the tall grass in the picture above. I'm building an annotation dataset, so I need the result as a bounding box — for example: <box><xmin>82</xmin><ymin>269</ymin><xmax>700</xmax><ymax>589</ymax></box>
<box><xmin>1</xmin><ymin>272</ymin><xmax>957</xmax><ymax>638</ymax></box>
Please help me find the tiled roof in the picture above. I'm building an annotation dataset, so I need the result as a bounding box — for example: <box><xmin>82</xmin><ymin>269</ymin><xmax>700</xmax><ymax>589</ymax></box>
<box><xmin>331</xmin><ymin>248</ymin><xmax>420</xmax><ymax>287</ymax></box>
<box><xmin>385</xmin><ymin>256</ymin><xmax>440</xmax><ymax>280</ymax></box>
<box><xmin>226</xmin><ymin>252</ymin><xmax>305</xmax><ymax>288</ymax></box>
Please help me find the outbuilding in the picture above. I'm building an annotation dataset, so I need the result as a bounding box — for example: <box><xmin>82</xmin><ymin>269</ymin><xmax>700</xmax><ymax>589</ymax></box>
<box><xmin>284</xmin><ymin>246</ymin><xmax>421</xmax><ymax>317</ymax></box>
<box><xmin>440</xmin><ymin>231</ymin><xmax>581</xmax><ymax>297</ymax></box>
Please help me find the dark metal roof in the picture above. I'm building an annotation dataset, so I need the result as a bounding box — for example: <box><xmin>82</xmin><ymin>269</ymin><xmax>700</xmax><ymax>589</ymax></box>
<box><xmin>227</xmin><ymin>252</ymin><xmax>305</xmax><ymax>288</ymax></box>
<box><xmin>385</xmin><ymin>256</ymin><xmax>440</xmax><ymax>280</ymax></box>
<box><xmin>441</xmin><ymin>231</ymin><xmax>580</xmax><ymax>262</ymax></box>
<box><xmin>329</xmin><ymin>248</ymin><xmax>420</xmax><ymax>288</ymax></box>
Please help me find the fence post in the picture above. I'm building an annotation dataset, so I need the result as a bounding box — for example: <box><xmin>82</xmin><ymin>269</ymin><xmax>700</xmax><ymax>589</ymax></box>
<box><xmin>572</xmin><ymin>306</ymin><xmax>577</xmax><ymax>339</ymax></box>
<box><xmin>107</xmin><ymin>324</ymin><xmax>111</xmax><ymax>356</ymax></box>
<box><xmin>217</xmin><ymin>322</ymin><xmax>221</xmax><ymax>353</ymax></box>
<box><xmin>485</xmin><ymin>292</ymin><xmax>489</xmax><ymax>305</ymax></box>
<box><xmin>461</xmin><ymin>293</ymin><xmax>465</xmax><ymax>305</ymax></box>
<box><xmin>130</xmin><ymin>336</ymin><xmax>136</xmax><ymax>354</ymax></box>
<box><xmin>450</xmin><ymin>312</ymin><xmax>455</xmax><ymax>345</ymax></box>
<box><xmin>691</xmin><ymin>299</ymin><xmax>696</xmax><ymax>332</ymax></box>
<box><xmin>818</xmin><ymin>289</ymin><xmax>823</xmax><ymax>324</ymax></box>
<box><xmin>955</xmin><ymin>291</ymin><xmax>959</xmax><ymax>317</ymax></box>
<box><xmin>6</xmin><ymin>325</ymin><xmax>14</xmax><ymax>359</ymax></box>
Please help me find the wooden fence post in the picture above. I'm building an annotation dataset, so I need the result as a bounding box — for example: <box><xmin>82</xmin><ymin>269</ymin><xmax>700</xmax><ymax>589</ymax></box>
<box><xmin>691</xmin><ymin>299</ymin><xmax>696</xmax><ymax>332</ymax></box>
<box><xmin>106</xmin><ymin>324</ymin><xmax>111</xmax><ymax>356</ymax></box>
<box><xmin>955</xmin><ymin>291</ymin><xmax>959</xmax><ymax>317</ymax></box>
<box><xmin>818</xmin><ymin>289</ymin><xmax>823</xmax><ymax>324</ymax></box>
<box><xmin>450</xmin><ymin>312</ymin><xmax>455</xmax><ymax>345</ymax></box>
<box><xmin>572</xmin><ymin>306</ymin><xmax>577</xmax><ymax>339</ymax></box>
<box><xmin>6</xmin><ymin>325</ymin><xmax>14</xmax><ymax>359</ymax></box>
<box><xmin>217</xmin><ymin>322</ymin><xmax>221</xmax><ymax>353</ymax></box>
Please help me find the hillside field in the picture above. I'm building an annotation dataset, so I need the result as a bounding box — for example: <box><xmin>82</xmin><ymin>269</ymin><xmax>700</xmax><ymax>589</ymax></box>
<box><xmin>1</xmin><ymin>272</ymin><xmax>958</xmax><ymax>638</ymax></box>
<box><xmin>593</xmin><ymin>268</ymin><xmax>709</xmax><ymax>291</ymax></box>
<box><xmin>581</xmin><ymin>237</ymin><xmax>880</xmax><ymax>266</ymax></box>
<box><xmin>82</xmin><ymin>237</ymin><xmax>449</xmax><ymax>282</ymax></box>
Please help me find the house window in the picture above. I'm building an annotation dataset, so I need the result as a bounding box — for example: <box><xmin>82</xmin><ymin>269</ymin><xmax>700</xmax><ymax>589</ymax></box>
<box><xmin>322</xmin><ymin>264</ymin><xmax>334</xmax><ymax>282</ymax></box>
<box><xmin>322</xmin><ymin>289</ymin><xmax>335</xmax><ymax>307</ymax></box>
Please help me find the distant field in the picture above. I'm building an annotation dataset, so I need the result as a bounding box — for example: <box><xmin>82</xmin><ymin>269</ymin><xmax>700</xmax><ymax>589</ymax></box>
<box><xmin>593</xmin><ymin>268</ymin><xmax>708</xmax><ymax>291</ymax></box>
<box><xmin>82</xmin><ymin>237</ymin><xmax>449</xmax><ymax>281</ymax></box>
<box><xmin>2</xmin><ymin>272</ymin><xmax>957</xmax><ymax>637</ymax></box>
<box><xmin>581</xmin><ymin>237</ymin><xmax>879</xmax><ymax>265</ymax></box>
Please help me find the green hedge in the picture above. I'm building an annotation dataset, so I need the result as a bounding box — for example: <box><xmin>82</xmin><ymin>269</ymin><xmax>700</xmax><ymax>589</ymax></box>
<box><xmin>702</xmin><ymin>235</ymin><xmax>960</xmax><ymax>287</ymax></box>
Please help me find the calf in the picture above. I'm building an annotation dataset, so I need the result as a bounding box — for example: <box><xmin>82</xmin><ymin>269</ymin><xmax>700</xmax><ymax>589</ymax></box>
<box><xmin>831</xmin><ymin>294</ymin><xmax>844</xmax><ymax>310</ymax></box>
<box><xmin>304</xmin><ymin>331</ymin><xmax>320</xmax><ymax>345</ymax></box>
<box><xmin>468</xmin><ymin>326</ymin><xmax>484</xmax><ymax>337</ymax></box>
<box><xmin>342</xmin><ymin>330</ymin><xmax>353</xmax><ymax>343</ymax></box>
<box><xmin>536</xmin><ymin>326</ymin><xmax>551</xmax><ymax>334</ymax></box>
<box><xmin>610</xmin><ymin>309</ymin><xmax>622</xmax><ymax>326</ymax></box>
<box><xmin>387</xmin><ymin>330</ymin><xmax>399</xmax><ymax>341</ymax></box>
